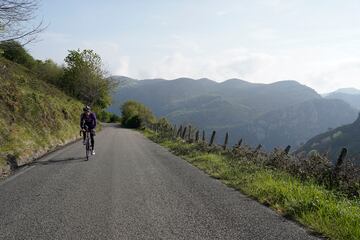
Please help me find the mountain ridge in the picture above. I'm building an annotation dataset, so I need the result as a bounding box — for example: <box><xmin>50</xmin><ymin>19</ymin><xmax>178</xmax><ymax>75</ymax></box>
<box><xmin>108</xmin><ymin>76</ymin><xmax>358</xmax><ymax>149</ymax></box>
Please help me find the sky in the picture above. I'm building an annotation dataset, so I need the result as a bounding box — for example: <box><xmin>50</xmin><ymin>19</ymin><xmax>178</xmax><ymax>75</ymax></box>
<box><xmin>28</xmin><ymin>0</ymin><xmax>360</xmax><ymax>93</ymax></box>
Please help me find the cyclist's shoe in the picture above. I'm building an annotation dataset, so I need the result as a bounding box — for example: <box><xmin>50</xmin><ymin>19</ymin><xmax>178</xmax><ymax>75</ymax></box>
<box><xmin>91</xmin><ymin>150</ymin><xmax>95</xmax><ymax>155</ymax></box>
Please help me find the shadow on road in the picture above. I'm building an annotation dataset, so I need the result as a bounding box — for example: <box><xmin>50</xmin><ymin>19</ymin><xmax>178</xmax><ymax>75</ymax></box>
<box><xmin>30</xmin><ymin>157</ymin><xmax>86</xmax><ymax>165</ymax></box>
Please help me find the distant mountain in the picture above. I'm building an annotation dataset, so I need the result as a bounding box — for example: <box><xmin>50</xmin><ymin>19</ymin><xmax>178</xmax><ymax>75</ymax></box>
<box><xmin>221</xmin><ymin>98</ymin><xmax>358</xmax><ymax>149</ymax></box>
<box><xmin>333</xmin><ymin>88</ymin><xmax>360</xmax><ymax>95</ymax></box>
<box><xmin>325</xmin><ymin>89</ymin><xmax>360</xmax><ymax>110</ymax></box>
<box><xmin>108</xmin><ymin>76</ymin><xmax>358</xmax><ymax>149</ymax></box>
<box><xmin>297</xmin><ymin>113</ymin><xmax>360</xmax><ymax>165</ymax></box>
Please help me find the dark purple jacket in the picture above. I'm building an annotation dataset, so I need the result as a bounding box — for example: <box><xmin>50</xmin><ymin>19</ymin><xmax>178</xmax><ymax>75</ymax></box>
<box><xmin>80</xmin><ymin>112</ymin><xmax>97</xmax><ymax>129</ymax></box>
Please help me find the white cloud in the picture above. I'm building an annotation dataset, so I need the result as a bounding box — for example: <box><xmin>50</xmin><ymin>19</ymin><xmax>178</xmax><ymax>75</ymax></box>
<box><xmin>117</xmin><ymin>44</ymin><xmax>360</xmax><ymax>93</ymax></box>
<box><xmin>216</xmin><ymin>11</ymin><xmax>228</xmax><ymax>16</ymax></box>
<box><xmin>30</xmin><ymin>34</ymin><xmax>360</xmax><ymax>94</ymax></box>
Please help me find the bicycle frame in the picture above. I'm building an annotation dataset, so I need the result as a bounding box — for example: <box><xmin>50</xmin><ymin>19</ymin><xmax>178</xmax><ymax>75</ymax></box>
<box><xmin>81</xmin><ymin>128</ymin><xmax>92</xmax><ymax>161</ymax></box>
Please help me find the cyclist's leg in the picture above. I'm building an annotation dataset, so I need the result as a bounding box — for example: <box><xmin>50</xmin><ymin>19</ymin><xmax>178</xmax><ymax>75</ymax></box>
<box><xmin>90</xmin><ymin>130</ymin><xmax>95</xmax><ymax>150</ymax></box>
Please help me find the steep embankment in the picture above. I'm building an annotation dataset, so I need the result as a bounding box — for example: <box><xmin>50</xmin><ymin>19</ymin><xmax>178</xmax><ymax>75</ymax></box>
<box><xmin>0</xmin><ymin>57</ymin><xmax>83</xmax><ymax>171</ymax></box>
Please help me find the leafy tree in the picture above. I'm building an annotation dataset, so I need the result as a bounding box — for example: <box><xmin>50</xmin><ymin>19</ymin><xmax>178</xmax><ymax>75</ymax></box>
<box><xmin>62</xmin><ymin>49</ymin><xmax>116</xmax><ymax>109</ymax></box>
<box><xmin>121</xmin><ymin>100</ymin><xmax>156</xmax><ymax>128</ymax></box>
<box><xmin>33</xmin><ymin>59</ymin><xmax>63</xmax><ymax>84</ymax></box>
<box><xmin>0</xmin><ymin>40</ymin><xmax>35</xmax><ymax>68</ymax></box>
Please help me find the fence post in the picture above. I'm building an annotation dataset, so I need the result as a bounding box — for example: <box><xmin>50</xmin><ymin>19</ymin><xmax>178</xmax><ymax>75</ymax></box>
<box><xmin>182</xmin><ymin>126</ymin><xmax>187</xmax><ymax>139</ymax></box>
<box><xmin>237</xmin><ymin>139</ymin><xmax>243</xmax><ymax>147</ymax></box>
<box><xmin>202</xmin><ymin>130</ymin><xmax>205</xmax><ymax>142</ymax></box>
<box><xmin>284</xmin><ymin>145</ymin><xmax>291</xmax><ymax>155</ymax></box>
<box><xmin>223</xmin><ymin>132</ymin><xmax>229</xmax><ymax>150</ymax></box>
<box><xmin>195</xmin><ymin>130</ymin><xmax>199</xmax><ymax>142</ymax></box>
<box><xmin>332</xmin><ymin>147</ymin><xmax>348</xmax><ymax>186</ymax></box>
<box><xmin>209</xmin><ymin>131</ymin><xmax>216</xmax><ymax>146</ymax></box>
<box><xmin>188</xmin><ymin>125</ymin><xmax>192</xmax><ymax>141</ymax></box>
<box><xmin>176</xmin><ymin>125</ymin><xmax>182</xmax><ymax>138</ymax></box>
<box><xmin>335</xmin><ymin>148</ymin><xmax>347</xmax><ymax>171</ymax></box>
<box><xmin>253</xmin><ymin>144</ymin><xmax>262</xmax><ymax>153</ymax></box>
<box><xmin>173</xmin><ymin>125</ymin><xmax>177</xmax><ymax>137</ymax></box>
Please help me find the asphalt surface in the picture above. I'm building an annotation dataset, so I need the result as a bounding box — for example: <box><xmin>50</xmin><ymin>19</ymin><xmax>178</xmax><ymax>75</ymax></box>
<box><xmin>0</xmin><ymin>126</ymin><xmax>319</xmax><ymax>240</ymax></box>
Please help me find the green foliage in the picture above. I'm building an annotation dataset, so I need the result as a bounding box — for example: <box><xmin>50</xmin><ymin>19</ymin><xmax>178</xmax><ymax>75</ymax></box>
<box><xmin>33</xmin><ymin>59</ymin><xmax>64</xmax><ymax>85</ymax></box>
<box><xmin>145</xmin><ymin>130</ymin><xmax>360</xmax><ymax>240</ymax></box>
<box><xmin>0</xmin><ymin>41</ymin><xmax>36</xmax><ymax>69</ymax></box>
<box><xmin>121</xmin><ymin>100</ymin><xmax>156</xmax><ymax>128</ymax></box>
<box><xmin>62</xmin><ymin>49</ymin><xmax>115</xmax><ymax>109</ymax></box>
<box><xmin>125</xmin><ymin>115</ymin><xmax>141</xmax><ymax>128</ymax></box>
<box><xmin>109</xmin><ymin>113</ymin><xmax>121</xmax><ymax>123</ymax></box>
<box><xmin>96</xmin><ymin>110</ymin><xmax>121</xmax><ymax>123</ymax></box>
<box><xmin>0</xmin><ymin>57</ymin><xmax>83</xmax><ymax>168</ymax></box>
<box><xmin>156</xmin><ymin>117</ymin><xmax>172</xmax><ymax>130</ymax></box>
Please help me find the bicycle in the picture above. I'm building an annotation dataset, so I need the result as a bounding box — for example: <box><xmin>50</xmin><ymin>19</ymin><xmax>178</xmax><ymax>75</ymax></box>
<box><xmin>80</xmin><ymin>126</ymin><xmax>92</xmax><ymax>161</ymax></box>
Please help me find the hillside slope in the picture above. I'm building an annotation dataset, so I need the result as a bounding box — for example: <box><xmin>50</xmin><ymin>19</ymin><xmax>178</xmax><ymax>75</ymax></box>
<box><xmin>297</xmin><ymin>113</ymin><xmax>360</xmax><ymax>165</ymax></box>
<box><xmin>0</xmin><ymin>57</ymin><xmax>83</xmax><ymax>169</ymax></box>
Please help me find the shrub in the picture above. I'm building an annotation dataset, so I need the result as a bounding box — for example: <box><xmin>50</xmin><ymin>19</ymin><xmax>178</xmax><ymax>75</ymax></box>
<box><xmin>121</xmin><ymin>100</ymin><xmax>156</xmax><ymax>128</ymax></box>
<box><xmin>0</xmin><ymin>41</ymin><xmax>36</xmax><ymax>69</ymax></box>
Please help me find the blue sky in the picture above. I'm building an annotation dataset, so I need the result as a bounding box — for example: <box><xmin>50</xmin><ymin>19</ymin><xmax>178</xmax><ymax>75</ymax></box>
<box><xmin>29</xmin><ymin>0</ymin><xmax>360</xmax><ymax>93</ymax></box>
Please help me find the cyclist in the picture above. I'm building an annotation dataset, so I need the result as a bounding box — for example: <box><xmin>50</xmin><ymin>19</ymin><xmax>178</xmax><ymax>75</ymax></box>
<box><xmin>80</xmin><ymin>105</ymin><xmax>97</xmax><ymax>155</ymax></box>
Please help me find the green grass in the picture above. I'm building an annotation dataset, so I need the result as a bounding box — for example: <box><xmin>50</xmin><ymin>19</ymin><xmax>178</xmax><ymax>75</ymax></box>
<box><xmin>144</xmin><ymin>129</ymin><xmax>360</xmax><ymax>240</ymax></box>
<box><xmin>0</xmin><ymin>57</ymin><xmax>83</xmax><ymax>168</ymax></box>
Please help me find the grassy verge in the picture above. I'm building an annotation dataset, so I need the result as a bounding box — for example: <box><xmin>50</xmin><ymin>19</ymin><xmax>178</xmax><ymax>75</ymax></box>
<box><xmin>143</xmin><ymin>129</ymin><xmax>360</xmax><ymax>240</ymax></box>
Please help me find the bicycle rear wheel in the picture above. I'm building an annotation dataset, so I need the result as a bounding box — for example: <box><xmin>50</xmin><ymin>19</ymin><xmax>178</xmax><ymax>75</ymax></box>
<box><xmin>85</xmin><ymin>136</ymin><xmax>90</xmax><ymax>161</ymax></box>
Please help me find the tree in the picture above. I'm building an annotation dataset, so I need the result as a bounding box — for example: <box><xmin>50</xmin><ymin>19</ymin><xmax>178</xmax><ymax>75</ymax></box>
<box><xmin>0</xmin><ymin>0</ymin><xmax>46</xmax><ymax>44</ymax></box>
<box><xmin>62</xmin><ymin>49</ymin><xmax>116</xmax><ymax>109</ymax></box>
<box><xmin>121</xmin><ymin>101</ymin><xmax>156</xmax><ymax>128</ymax></box>
<box><xmin>0</xmin><ymin>40</ymin><xmax>35</xmax><ymax>68</ymax></box>
<box><xmin>33</xmin><ymin>58</ymin><xmax>63</xmax><ymax>84</ymax></box>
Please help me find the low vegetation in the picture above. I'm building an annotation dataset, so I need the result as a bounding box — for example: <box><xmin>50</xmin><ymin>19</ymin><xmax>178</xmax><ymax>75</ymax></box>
<box><xmin>143</xmin><ymin>126</ymin><xmax>360</xmax><ymax>240</ymax></box>
<box><xmin>0</xmin><ymin>57</ymin><xmax>83</xmax><ymax>169</ymax></box>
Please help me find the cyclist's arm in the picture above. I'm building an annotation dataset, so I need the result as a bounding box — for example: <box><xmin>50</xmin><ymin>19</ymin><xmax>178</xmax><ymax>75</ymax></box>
<box><xmin>80</xmin><ymin>113</ymin><xmax>84</xmax><ymax>129</ymax></box>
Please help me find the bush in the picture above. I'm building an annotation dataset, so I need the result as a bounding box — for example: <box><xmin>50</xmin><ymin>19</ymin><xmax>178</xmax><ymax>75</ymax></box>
<box><xmin>96</xmin><ymin>110</ymin><xmax>111</xmax><ymax>123</ymax></box>
<box><xmin>125</xmin><ymin>115</ymin><xmax>142</xmax><ymax>128</ymax></box>
<box><xmin>33</xmin><ymin>59</ymin><xmax>64</xmax><ymax>85</ymax></box>
<box><xmin>0</xmin><ymin>41</ymin><xmax>36</xmax><ymax>69</ymax></box>
<box><xmin>121</xmin><ymin>100</ymin><xmax>156</xmax><ymax>128</ymax></box>
<box><xmin>109</xmin><ymin>113</ymin><xmax>121</xmax><ymax>123</ymax></box>
<box><xmin>96</xmin><ymin>110</ymin><xmax>121</xmax><ymax>123</ymax></box>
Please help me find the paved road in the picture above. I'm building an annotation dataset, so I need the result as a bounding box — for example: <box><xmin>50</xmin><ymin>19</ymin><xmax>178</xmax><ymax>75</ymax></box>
<box><xmin>0</xmin><ymin>126</ymin><xmax>318</xmax><ymax>240</ymax></box>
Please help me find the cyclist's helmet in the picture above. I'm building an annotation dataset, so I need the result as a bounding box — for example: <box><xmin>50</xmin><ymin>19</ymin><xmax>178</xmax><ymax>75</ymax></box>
<box><xmin>83</xmin><ymin>105</ymin><xmax>91</xmax><ymax>112</ymax></box>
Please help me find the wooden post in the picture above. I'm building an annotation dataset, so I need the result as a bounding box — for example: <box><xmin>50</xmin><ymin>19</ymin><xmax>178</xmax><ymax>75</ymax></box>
<box><xmin>335</xmin><ymin>148</ymin><xmax>347</xmax><ymax>169</ymax></box>
<box><xmin>195</xmin><ymin>130</ymin><xmax>199</xmax><ymax>142</ymax></box>
<box><xmin>209</xmin><ymin>131</ymin><xmax>216</xmax><ymax>146</ymax></box>
<box><xmin>182</xmin><ymin>127</ymin><xmax>187</xmax><ymax>139</ymax></box>
<box><xmin>173</xmin><ymin>125</ymin><xmax>177</xmax><ymax>136</ymax></box>
<box><xmin>237</xmin><ymin>139</ymin><xmax>243</xmax><ymax>147</ymax></box>
<box><xmin>284</xmin><ymin>145</ymin><xmax>291</xmax><ymax>154</ymax></box>
<box><xmin>176</xmin><ymin>125</ymin><xmax>182</xmax><ymax>138</ymax></box>
<box><xmin>223</xmin><ymin>132</ymin><xmax>229</xmax><ymax>150</ymax></box>
<box><xmin>332</xmin><ymin>147</ymin><xmax>348</xmax><ymax>186</ymax></box>
<box><xmin>188</xmin><ymin>125</ymin><xmax>192</xmax><ymax>141</ymax></box>
<box><xmin>253</xmin><ymin>144</ymin><xmax>262</xmax><ymax>153</ymax></box>
<box><xmin>202</xmin><ymin>130</ymin><xmax>205</xmax><ymax>142</ymax></box>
